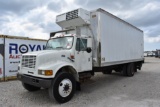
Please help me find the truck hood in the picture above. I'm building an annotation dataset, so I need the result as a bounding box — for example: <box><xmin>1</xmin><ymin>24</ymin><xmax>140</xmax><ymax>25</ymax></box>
<box><xmin>22</xmin><ymin>50</ymin><xmax>59</xmax><ymax>56</ymax></box>
<box><xmin>22</xmin><ymin>50</ymin><xmax>72</xmax><ymax>67</ymax></box>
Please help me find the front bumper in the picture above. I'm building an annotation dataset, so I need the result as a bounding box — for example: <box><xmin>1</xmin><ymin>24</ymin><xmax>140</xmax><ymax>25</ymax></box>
<box><xmin>17</xmin><ymin>73</ymin><xmax>52</xmax><ymax>88</ymax></box>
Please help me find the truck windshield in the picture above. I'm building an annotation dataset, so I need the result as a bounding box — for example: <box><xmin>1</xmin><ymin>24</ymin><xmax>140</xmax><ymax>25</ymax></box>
<box><xmin>46</xmin><ymin>37</ymin><xmax>73</xmax><ymax>50</ymax></box>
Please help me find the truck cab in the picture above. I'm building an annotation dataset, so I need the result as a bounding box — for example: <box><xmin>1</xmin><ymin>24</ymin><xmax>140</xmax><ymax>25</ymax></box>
<box><xmin>17</xmin><ymin>33</ymin><xmax>92</xmax><ymax>103</ymax></box>
<box><xmin>18</xmin><ymin>34</ymin><xmax>92</xmax><ymax>77</ymax></box>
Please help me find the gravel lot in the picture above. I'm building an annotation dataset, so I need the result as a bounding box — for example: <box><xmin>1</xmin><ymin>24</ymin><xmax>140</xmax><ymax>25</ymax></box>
<box><xmin>1</xmin><ymin>57</ymin><xmax>160</xmax><ymax>107</ymax></box>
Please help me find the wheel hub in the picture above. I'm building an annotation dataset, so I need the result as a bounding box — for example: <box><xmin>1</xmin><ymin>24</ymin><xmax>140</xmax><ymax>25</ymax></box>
<box><xmin>64</xmin><ymin>84</ymin><xmax>69</xmax><ymax>91</ymax></box>
<box><xmin>58</xmin><ymin>79</ymin><xmax>72</xmax><ymax>97</ymax></box>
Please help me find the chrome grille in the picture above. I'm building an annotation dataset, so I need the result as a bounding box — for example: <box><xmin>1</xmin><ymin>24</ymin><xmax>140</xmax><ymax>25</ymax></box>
<box><xmin>22</xmin><ymin>55</ymin><xmax>36</xmax><ymax>68</ymax></box>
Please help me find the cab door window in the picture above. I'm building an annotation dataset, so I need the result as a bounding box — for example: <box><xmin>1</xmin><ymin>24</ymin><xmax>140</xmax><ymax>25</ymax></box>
<box><xmin>76</xmin><ymin>38</ymin><xmax>87</xmax><ymax>51</ymax></box>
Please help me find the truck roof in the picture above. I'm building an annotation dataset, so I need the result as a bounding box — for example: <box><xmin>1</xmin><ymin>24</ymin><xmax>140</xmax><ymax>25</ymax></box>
<box><xmin>94</xmin><ymin>8</ymin><xmax>143</xmax><ymax>33</ymax></box>
<box><xmin>51</xmin><ymin>34</ymin><xmax>76</xmax><ymax>38</ymax></box>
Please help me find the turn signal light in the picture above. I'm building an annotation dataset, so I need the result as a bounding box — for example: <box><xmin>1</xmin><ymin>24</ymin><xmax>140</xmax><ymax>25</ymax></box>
<box><xmin>38</xmin><ymin>70</ymin><xmax>53</xmax><ymax>76</ymax></box>
<box><xmin>45</xmin><ymin>70</ymin><xmax>53</xmax><ymax>76</ymax></box>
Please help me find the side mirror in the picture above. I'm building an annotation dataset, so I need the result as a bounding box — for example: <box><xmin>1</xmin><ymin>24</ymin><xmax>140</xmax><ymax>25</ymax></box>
<box><xmin>86</xmin><ymin>47</ymin><xmax>92</xmax><ymax>53</ymax></box>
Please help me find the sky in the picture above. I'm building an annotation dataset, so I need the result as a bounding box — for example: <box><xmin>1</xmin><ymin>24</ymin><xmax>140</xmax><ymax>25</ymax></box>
<box><xmin>0</xmin><ymin>0</ymin><xmax>160</xmax><ymax>51</ymax></box>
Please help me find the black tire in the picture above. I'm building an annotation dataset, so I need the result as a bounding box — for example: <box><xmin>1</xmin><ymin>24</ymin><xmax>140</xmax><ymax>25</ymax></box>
<box><xmin>22</xmin><ymin>83</ymin><xmax>40</xmax><ymax>92</ymax></box>
<box><xmin>127</xmin><ymin>63</ymin><xmax>135</xmax><ymax>77</ymax></box>
<box><xmin>134</xmin><ymin>63</ymin><xmax>138</xmax><ymax>72</ymax></box>
<box><xmin>48</xmin><ymin>72</ymin><xmax>76</xmax><ymax>103</ymax></box>
<box><xmin>135</xmin><ymin>66</ymin><xmax>137</xmax><ymax>72</ymax></box>
<box><xmin>122</xmin><ymin>64</ymin><xmax>127</xmax><ymax>76</ymax></box>
<box><xmin>102</xmin><ymin>70</ymin><xmax>112</xmax><ymax>74</ymax></box>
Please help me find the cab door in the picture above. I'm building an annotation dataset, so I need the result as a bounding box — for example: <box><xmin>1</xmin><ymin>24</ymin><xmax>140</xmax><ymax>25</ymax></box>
<box><xmin>75</xmin><ymin>38</ymin><xmax>92</xmax><ymax>72</ymax></box>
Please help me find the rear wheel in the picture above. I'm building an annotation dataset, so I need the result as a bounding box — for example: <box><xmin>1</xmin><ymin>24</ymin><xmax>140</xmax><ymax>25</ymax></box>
<box><xmin>48</xmin><ymin>72</ymin><xmax>76</xmax><ymax>103</ymax></box>
<box><xmin>122</xmin><ymin>64</ymin><xmax>127</xmax><ymax>76</ymax></box>
<box><xmin>22</xmin><ymin>83</ymin><xmax>40</xmax><ymax>91</ymax></box>
<box><xmin>127</xmin><ymin>63</ymin><xmax>135</xmax><ymax>77</ymax></box>
<box><xmin>102</xmin><ymin>70</ymin><xmax>112</xmax><ymax>74</ymax></box>
<box><xmin>135</xmin><ymin>66</ymin><xmax>137</xmax><ymax>72</ymax></box>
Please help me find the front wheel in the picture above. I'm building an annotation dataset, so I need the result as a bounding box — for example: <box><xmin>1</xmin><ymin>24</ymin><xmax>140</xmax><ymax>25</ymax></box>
<box><xmin>48</xmin><ymin>72</ymin><xmax>76</xmax><ymax>103</ymax></box>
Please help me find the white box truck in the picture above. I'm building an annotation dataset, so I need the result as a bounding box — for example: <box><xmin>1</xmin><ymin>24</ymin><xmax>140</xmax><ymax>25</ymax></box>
<box><xmin>17</xmin><ymin>8</ymin><xmax>144</xmax><ymax>103</ymax></box>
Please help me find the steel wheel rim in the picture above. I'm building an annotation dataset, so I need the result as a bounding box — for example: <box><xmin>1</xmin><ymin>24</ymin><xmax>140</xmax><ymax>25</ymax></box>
<box><xmin>58</xmin><ymin>79</ymin><xmax>72</xmax><ymax>97</ymax></box>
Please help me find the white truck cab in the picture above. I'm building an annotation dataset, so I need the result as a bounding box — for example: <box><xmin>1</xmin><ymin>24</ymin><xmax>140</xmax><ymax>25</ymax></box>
<box><xmin>18</xmin><ymin>33</ymin><xmax>93</xmax><ymax>103</ymax></box>
<box><xmin>18</xmin><ymin>34</ymin><xmax>92</xmax><ymax>79</ymax></box>
<box><xmin>17</xmin><ymin>8</ymin><xmax>144</xmax><ymax>103</ymax></box>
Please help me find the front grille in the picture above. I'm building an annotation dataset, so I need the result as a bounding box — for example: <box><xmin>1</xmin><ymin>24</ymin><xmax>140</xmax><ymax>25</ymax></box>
<box><xmin>22</xmin><ymin>55</ymin><xmax>36</xmax><ymax>69</ymax></box>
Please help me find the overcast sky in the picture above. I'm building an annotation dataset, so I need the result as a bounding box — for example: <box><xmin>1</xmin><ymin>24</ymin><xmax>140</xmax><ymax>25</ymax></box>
<box><xmin>0</xmin><ymin>0</ymin><xmax>160</xmax><ymax>51</ymax></box>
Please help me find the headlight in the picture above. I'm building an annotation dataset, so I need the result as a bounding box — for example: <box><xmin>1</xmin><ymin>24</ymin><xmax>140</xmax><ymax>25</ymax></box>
<box><xmin>38</xmin><ymin>70</ymin><xmax>53</xmax><ymax>76</ymax></box>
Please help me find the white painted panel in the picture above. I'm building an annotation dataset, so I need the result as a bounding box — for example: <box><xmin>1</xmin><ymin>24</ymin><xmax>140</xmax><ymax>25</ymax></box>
<box><xmin>90</xmin><ymin>12</ymin><xmax>99</xmax><ymax>66</ymax></box>
<box><xmin>5</xmin><ymin>38</ymin><xmax>47</xmax><ymax>77</ymax></box>
<box><xmin>56</xmin><ymin>13</ymin><xmax>66</xmax><ymax>22</ymax></box>
<box><xmin>0</xmin><ymin>37</ymin><xmax>4</xmax><ymax>79</ymax></box>
<box><xmin>99</xmin><ymin>12</ymin><xmax>144</xmax><ymax>66</ymax></box>
<box><xmin>56</xmin><ymin>8</ymin><xmax>90</xmax><ymax>28</ymax></box>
